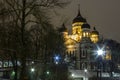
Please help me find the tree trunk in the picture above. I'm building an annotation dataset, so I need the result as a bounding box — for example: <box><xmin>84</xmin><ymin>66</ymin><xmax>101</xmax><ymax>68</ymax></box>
<box><xmin>14</xmin><ymin>53</ymin><xmax>18</xmax><ymax>80</ymax></box>
<box><xmin>20</xmin><ymin>0</ymin><xmax>27</xmax><ymax>80</ymax></box>
<box><xmin>14</xmin><ymin>65</ymin><xmax>18</xmax><ymax>80</ymax></box>
<box><xmin>20</xmin><ymin>57</ymin><xmax>27</xmax><ymax>80</ymax></box>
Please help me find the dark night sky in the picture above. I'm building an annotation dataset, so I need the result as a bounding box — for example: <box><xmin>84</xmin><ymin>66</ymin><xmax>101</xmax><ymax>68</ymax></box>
<box><xmin>50</xmin><ymin>0</ymin><xmax>120</xmax><ymax>42</ymax></box>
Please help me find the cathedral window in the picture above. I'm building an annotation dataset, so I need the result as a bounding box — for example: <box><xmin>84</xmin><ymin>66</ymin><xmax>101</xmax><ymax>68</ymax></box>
<box><xmin>86</xmin><ymin>32</ymin><xmax>89</xmax><ymax>37</ymax></box>
<box><xmin>73</xmin><ymin>51</ymin><xmax>75</xmax><ymax>56</ymax></box>
<box><xmin>66</xmin><ymin>51</ymin><xmax>69</xmax><ymax>55</ymax></box>
<box><xmin>81</xmin><ymin>50</ymin><xmax>86</xmax><ymax>58</ymax></box>
<box><xmin>83</xmin><ymin>32</ymin><xmax>85</xmax><ymax>37</ymax></box>
<box><xmin>69</xmin><ymin>51</ymin><xmax>72</xmax><ymax>57</ymax></box>
<box><xmin>81</xmin><ymin>63</ymin><xmax>85</xmax><ymax>69</ymax></box>
<box><xmin>90</xmin><ymin>34</ymin><xmax>99</xmax><ymax>43</ymax></box>
<box><xmin>76</xmin><ymin>28</ymin><xmax>79</xmax><ymax>34</ymax></box>
<box><xmin>81</xmin><ymin>63</ymin><xmax>87</xmax><ymax>69</ymax></box>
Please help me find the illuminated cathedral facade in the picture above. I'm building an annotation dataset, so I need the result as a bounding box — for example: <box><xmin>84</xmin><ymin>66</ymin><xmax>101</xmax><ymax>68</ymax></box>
<box><xmin>59</xmin><ymin>8</ymin><xmax>113</xmax><ymax>80</ymax></box>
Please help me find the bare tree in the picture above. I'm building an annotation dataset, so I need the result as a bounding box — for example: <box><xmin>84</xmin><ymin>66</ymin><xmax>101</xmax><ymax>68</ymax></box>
<box><xmin>0</xmin><ymin>0</ymin><xmax>70</xmax><ymax>80</ymax></box>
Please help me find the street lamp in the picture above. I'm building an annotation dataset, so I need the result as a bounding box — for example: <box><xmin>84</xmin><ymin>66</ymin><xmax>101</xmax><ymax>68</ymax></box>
<box><xmin>31</xmin><ymin>68</ymin><xmax>35</xmax><ymax>72</ymax></box>
<box><xmin>71</xmin><ymin>73</ymin><xmax>75</xmax><ymax>80</ymax></box>
<box><xmin>97</xmin><ymin>49</ymin><xmax>104</xmax><ymax>80</ymax></box>
<box><xmin>84</xmin><ymin>69</ymin><xmax>87</xmax><ymax>73</ymax></box>
<box><xmin>97</xmin><ymin>49</ymin><xmax>104</xmax><ymax>56</ymax></box>
<box><xmin>54</xmin><ymin>55</ymin><xmax>61</xmax><ymax>64</ymax></box>
<box><xmin>84</xmin><ymin>69</ymin><xmax>87</xmax><ymax>80</ymax></box>
<box><xmin>30</xmin><ymin>67</ymin><xmax>35</xmax><ymax>80</ymax></box>
<box><xmin>71</xmin><ymin>73</ymin><xmax>75</xmax><ymax>77</ymax></box>
<box><xmin>46</xmin><ymin>71</ymin><xmax>50</xmax><ymax>75</ymax></box>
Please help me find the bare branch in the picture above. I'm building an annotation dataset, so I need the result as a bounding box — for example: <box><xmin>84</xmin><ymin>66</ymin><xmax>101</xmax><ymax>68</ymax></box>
<box><xmin>25</xmin><ymin>4</ymin><xmax>36</xmax><ymax>17</ymax></box>
<box><xmin>5</xmin><ymin>0</ymin><xmax>22</xmax><ymax>21</ymax></box>
<box><xmin>25</xmin><ymin>20</ymin><xmax>39</xmax><ymax>25</ymax></box>
<box><xmin>26</xmin><ymin>0</ymin><xmax>37</xmax><ymax>8</ymax></box>
<box><xmin>14</xmin><ymin>0</ymin><xmax>22</xmax><ymax>8</ymax></box>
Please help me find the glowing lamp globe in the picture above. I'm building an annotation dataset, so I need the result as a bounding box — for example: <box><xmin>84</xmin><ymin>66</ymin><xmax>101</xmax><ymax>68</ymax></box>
<box><xmin>84</xmin><ymin>69</ymin><xmax>87</xmax><ymax>73</ymax></box>
<box><xmin>31</xmin><ymin>68</ymin><xmax>35</xmax><ymax>72</ymax></box>
<box><xmin>97</xmin><ymin>49</ymin><xmax>103</xmax><ymax>56</ymax></box>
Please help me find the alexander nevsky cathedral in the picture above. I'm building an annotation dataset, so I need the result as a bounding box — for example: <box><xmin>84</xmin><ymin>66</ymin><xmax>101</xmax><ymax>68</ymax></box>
<box><xmin>58</xmin><ymin>7</ymin><xmax>119</xmax><ymax>80</ymax></box>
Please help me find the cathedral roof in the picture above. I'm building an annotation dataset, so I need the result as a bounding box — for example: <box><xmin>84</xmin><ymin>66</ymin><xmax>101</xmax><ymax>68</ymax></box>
<box><xmin>91</xmin><ymin>27</ymin><xmax>99</xmax><ymax>35</ymax></box>
<box><xmin>81</xmin><ymin>23</ymin><xmax>90</xmax><ymax>29</ymax></box>
<box><xmin>72</xmin><ymin>9</ymin><xmax>86</xmax><ymax>23</ymax></box>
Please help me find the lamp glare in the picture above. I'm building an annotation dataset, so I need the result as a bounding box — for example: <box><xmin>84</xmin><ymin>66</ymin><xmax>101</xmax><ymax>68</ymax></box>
<box><xmin>97</xmin><ymin>50</ymin><xmax>103</xmax><ymax>55</ymax></box>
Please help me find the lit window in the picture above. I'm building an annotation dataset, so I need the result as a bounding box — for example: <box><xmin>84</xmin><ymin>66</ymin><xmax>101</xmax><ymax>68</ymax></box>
<box><xmin>105</xmin><ymin>53</ymin><xmax>111</xmax><ymax>60</ymax></box>
<box><xmin>86</xmin><ymin>32</ymin><xmax>89</xmax><ymax>37</ymax></box>
<box><xmin>83</xmin><ymin>32</ymin><xmax>85</xmax><ymax>37</ymax></box>
<box><xmin>90</xmin><ymin>34</ymin><xmax>98</xmax><ymax>43</ymax></box>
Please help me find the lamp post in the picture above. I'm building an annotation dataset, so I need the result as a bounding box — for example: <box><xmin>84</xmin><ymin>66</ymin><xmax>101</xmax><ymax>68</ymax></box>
<box><xmin>97</xmin><ymin>49</ymin><xmax>104</xmax><ymax>80</ymax></box>
<box><xmin>71</xmin><ymin>73</ymin><xmax>75</xmax><ymax>80</ymax></box>
<box><xmin>54</xmin><ymin>55</ymin><xmax>61</xmax><ymax>64</ymax></box>
<box><xmin>30</xmin><ymin>67</ymin><xmax>35</xmax><ymax>80</ymax></box>
<box><xmin>53</xmin><ymin>55</ymin><xmax>61</xmax><ymax>80</ymax></box>
<box><xmin>84</xmin><ymin>69</ymin><xmax>87</xmax><ymax>80</ymax></box>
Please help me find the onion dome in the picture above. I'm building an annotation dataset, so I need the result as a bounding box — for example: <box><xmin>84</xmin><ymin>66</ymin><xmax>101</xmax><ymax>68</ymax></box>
<box><xmin>58</xmin><ymin>23</ymin><xmax>68</xmax><ymax>32</ymax></box>
<box><xmin>91</xmin><ymin>27</ymin><xmax>99</xmax><ymax>35</ymax></box>
<box><xmin>72</xmin><ymin>9</ymin><xmax>86</xmax><ymax>23</ymax></box>
<box><xmin>81</xmin><ymin>23</ymin><xmax>90</xmax><ymax>29</ymax></box>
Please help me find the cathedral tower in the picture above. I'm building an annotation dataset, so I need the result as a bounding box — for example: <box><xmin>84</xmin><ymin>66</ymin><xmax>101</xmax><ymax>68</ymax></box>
<box><xmin>90</xmin><ymin>27</ymin><xmax>99</xmax><ymax>43</ymax></box>
<box><xmin>71</xmin><ymin>6</ymin><xmax>86</xmax><ymax>42</ymax></box>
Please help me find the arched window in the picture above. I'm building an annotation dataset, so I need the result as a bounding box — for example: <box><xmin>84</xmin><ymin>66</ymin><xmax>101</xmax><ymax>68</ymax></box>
<box><xmin>83</xmin><ymin>32</ymin><xmax>85</xmax><ymax>37</ymax></box>
<box><xmin>81</xmin><ymin>63</ymin><xmax>87</xmax><ymax>69</ymax></box>
<box><xmin>81</xmin><ymin>50</ymin><xmax>86</xmax><ymax>58</ymax></box>
<box><xmin>81</xmin><ymin>63</ymin><xmax>85</xmax><ymax>69</ymax></box>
